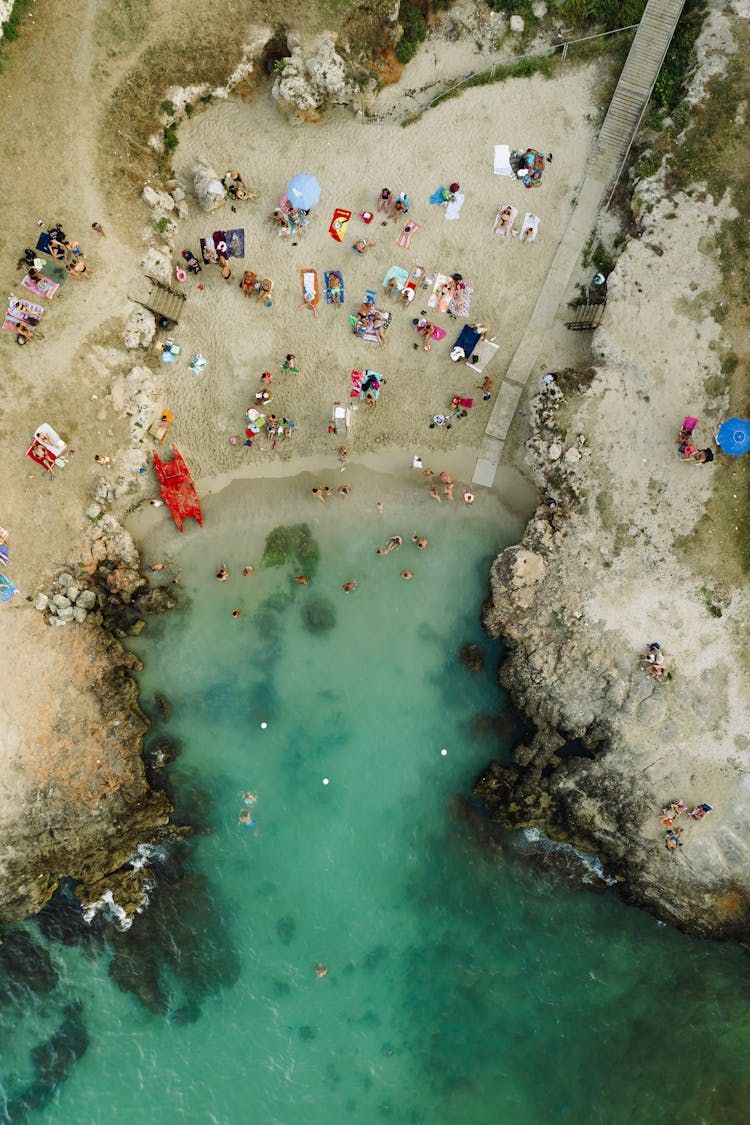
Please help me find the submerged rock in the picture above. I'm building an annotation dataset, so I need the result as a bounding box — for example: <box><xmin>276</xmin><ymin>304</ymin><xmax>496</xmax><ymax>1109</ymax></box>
<box><xmin>459</xmin><ymin>642</ymin><xmax>485</xmax><ymax>672</ymax></box>
<box><xmin>301</xmin><ymin>596</ymin><xmax>336</xmax><ymax>634</ymax></box>
<box><xmin>0</xmin><ymin>929</ymin><xmax>59</xmax><ymax>1006</ymax></box>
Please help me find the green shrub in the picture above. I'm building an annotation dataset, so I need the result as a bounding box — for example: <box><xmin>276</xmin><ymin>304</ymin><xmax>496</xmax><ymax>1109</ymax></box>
<box><xmin>163</xmin><ymin>123</ymin><xmax>179</xmax><ymax>157</ymax></box>
<box><xmin>160</xmin><ymin>99</ymin><xmax>176</xmax><ymax>116</ymax></box>
<box><xmin>395</xmin><ymin>0</ymin><xmax>427</xmax><ymax>65</ymax></box>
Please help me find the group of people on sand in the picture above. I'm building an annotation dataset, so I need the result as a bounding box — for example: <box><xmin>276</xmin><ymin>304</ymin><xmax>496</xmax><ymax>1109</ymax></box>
<box><xmin>222</xmin><ymin>169</ymin><xmax>257</xmax><ymax>204</ymax></box>
<box><xmin>661</xmin><ymin>799</ymin><xmax>713</xmax><ymax>850</ymax></box>
<box><xmin>268</xmin><ymin>204</ymin><xmax>308</xmax><ymax>241</ymax></box>
<box><xmin>640</xmin><ymin>641</ymin><xmax>666</xmax><ymax>679</ymax></box>
<box><xmin>376</xmin><ymin>188</ymin><xmax>411</xmax><ymax>221</ymax></box>
<box><xmin>677</xmin><ymin>418</ymin><xmax>714</xmax><ymax>465</ymax></box>
<box><xmin>354</xmin><ymin>298</ymin><xmax>387</xmax><ymax>345</ymax></box>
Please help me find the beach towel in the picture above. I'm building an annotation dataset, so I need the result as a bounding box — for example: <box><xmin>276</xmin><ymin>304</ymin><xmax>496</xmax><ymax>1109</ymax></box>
<box><xmin>467</xmin><ymin>338</ymin><xmax>499</xmax><ymax>374</ymax></box>
<box><xmin>445</xmin><ymin>193</ymin><xmax>465</xmax><ymax>221</ymax></box>
<box><xmin>430</xmin><ymin>187</ymin><xmax>450</xmax><ymax>205</ymax></box>
<box><xmin>492</xmin><ymin>204</ymin><xmax>518</xmax><ymax>237</ymax></box>
<box><xmin>353</xmin><ymin>308</ymin><xmax>390</xmax><ymax>344</ymax></box>
<box><xmin>449</xmin><ymin>284</ymin><xmax>473</xmax><ymax>319</ymax></box>
<box><xmin>397</xmin><ymin>222</ymin><xmax>420</xmax><ymax>249</ymax></box>
<box><xmin>9</xmin><ymin>296</ymin><xmax>44</xmax><ymax>321</ymax></box>
<box><xmin>519</xmin><ymin>213</ymin><xmax>540</xmax><ymax>243</ymax></box>
<box><xmin>351</xmin><ymin>370</ymin><xmax>363</xmax><ymax>398</ymax></box>
<box><xmin>300</xmin><ymin>268</ymin><xmax>319</xmax><ymax>306</ymax></box>
<box><xmin>682</xmin><ymin>416</ymin><xmax>699</xmax><ymax>433</ymax></box>
<box><xmin>0</xmin><ymin>544</ymin><xmax>8</xmax><ymax>567</ymax></box>
<box><xmin>211</xmin><ymin>230</ymin><xmax>230</xmax><ymax>257</ymax></box>
<box><xmin>382</xmin><ymin>266</ymin><xmax>409</xmax><ymax>291</ymax></box>
<box><xmin>452</xmin><ymin>326</ymin><xmax>481</xmax><ymax>361</ymax></box>
<box><xmin>493</xmin><ymin>145</ymin><xmax>513</xmax><ymax>177</ymax></box>
<box><xmin>361</xmin><ymin>370</ymin><xmax>381</xmax><ymax>400</ymax></box>
<box><xmin>0</xmin><ymin>574</ymin><xmax>16</xmax><ymax>603</ymax></box>
<box><xmin>427</xmin><ymin>274</ymin><xmax>449</xmax><ymax>310</ymax></box>
<box><xmin>225</xmin><ymin>228</ymin><xmax>245</xmax><ymax>258</ymax></box>
<box><xmin>415</xmin><ymin>320</ymin><xmax>446</xmax><ymax>342</ymax></box>
<box><xmin>329</xmin><ymin>208</ymin><xmax>352</xmax><ymax>242</ymax></box>
<box><xmin>325</xmin><ymin>270</ymin><xmax>344</xmax><ymax>304</ymax></box>
<box><xmin>35</xmin><ymin>232</ymin><xmax>52</xmax><ymax>257</ymax></box>
<box><xmin>21</xmin><ymin>273</ymin><xmax>59</xmax><ymax>299</ymax></box>
<box><xmin>200</xmin><ymin>236</ymin><xmax>216</xmax><ymax>264</ymax></box>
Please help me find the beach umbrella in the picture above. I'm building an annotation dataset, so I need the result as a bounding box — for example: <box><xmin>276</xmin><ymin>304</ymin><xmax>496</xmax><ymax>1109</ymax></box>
<box><xmin>288</xmin><ymin>173</ymin><xmax>321</xmax><ymax>211</ymax></box>
<box><xmin>717</xmin><ymin>417</ymin><xmax>750</xmax><ymax>455</ymax></box>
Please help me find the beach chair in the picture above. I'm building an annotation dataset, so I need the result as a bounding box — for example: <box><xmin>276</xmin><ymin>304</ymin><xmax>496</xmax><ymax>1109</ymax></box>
<box><xmin>148</xmin><ymin>410</ymin><xmax>174</xmax><ymax>445</ymax></box>
<box><xmin>331</xmin><ymin>402</ymin><xmax>351</xmax><ymax>435</ymax></box>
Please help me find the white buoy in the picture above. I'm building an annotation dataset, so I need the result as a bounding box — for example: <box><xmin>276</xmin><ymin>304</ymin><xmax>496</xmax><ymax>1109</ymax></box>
<box><xmin>323</xmin><ymin>778</ymin><xmax>330</xmax><ymax>785</ymax></box>
<box><xmin>441</xmin><ymin>748</ymin><xmax>448</xmax><ymax>757</ymax></box>
<box><xmin>260</xmin><ymin>721</ymin><xmax>268</xmax><ymax>730</ymax></box>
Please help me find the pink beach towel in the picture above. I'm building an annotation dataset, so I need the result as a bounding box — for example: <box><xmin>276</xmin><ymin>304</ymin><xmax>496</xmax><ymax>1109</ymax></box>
<box><xmin>430</xmin><ymin>325</ymin><xmax>446</xmax><ymax>341</ymax></box>
<box><xmin>351</xmin><ymin>371</ymin><xmax>363</xmax><ymax>398</ymax></box>
<box><xmin>682</xmin><ymin>416</ymin><xmax>699</xmax><ymax>433</ymax></box>
<box><xmin>21</xmin><ymin>273</ymin><xmax>59</xmax><ymax>299</ymax></box>
<box><xmin>397</xmin><ymin>222</ymin><xmax>421</xmax><ymax>249</ymax></box>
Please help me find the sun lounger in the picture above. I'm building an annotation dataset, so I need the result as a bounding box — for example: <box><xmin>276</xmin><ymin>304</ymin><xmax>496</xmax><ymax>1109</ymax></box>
<box><xmin>325</xmin><ymin>270</ymin><xmax>344</xmax><ymax>304</ymax></box>
<box><xmin>493</xmin><ymin>144</ymin><xmax>513</xmax><ymax>176</ymax></box>
<box><xmin>331</xmin><ymin>402</ymin><xmax>351</xmax><ymax>434</ymax></box>
<box><xmin>492</xmin><ymin>204</ymin><xmax>518</xmax><ymax>237</ymax></box>
<box><xmin>466</xmin><ymin>338</ymin><xmax>499</xmax><ymax>374</ymax></box>
<box><xmin>519</xmin><ymin>213</ymin><xmax>540</xmax><ymax>243</ymax></box>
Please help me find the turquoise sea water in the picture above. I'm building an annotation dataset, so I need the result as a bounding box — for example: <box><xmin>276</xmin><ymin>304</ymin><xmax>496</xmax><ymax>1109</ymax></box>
<box><xmin>4</xmin><ymin>489</ymin><xmax>750</xmax><ymax>1124</ymax></box>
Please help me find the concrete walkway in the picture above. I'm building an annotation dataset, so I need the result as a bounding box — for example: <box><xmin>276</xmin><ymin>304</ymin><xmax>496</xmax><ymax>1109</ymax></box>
<box><xmin>473</xmin><ymin>0</ymin><xmax>687</xmax><ymax>488</ymax></box>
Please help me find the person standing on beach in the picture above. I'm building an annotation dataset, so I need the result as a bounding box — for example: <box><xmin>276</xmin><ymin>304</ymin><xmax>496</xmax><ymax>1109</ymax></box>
<box><xmin>282</xmin><ymin>354</ymin><xmax>300</xmax><ymax>374</ymax></box>
<box><xmin>91</xmin><ymin>222</ymin><xmax>106</xmax><ymax>237</ymax></box>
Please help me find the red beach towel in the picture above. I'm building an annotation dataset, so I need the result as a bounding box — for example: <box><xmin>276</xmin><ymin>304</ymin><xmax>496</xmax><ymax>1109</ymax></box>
<box><xmin>350</xmin><ymin>370</ymin><xmax>363</xmax><ymax>398</ymax></box>
<box><xmin>329</xmin><ymin>209</ymin><xmax>352</xmax><ymax>242</ymax></box>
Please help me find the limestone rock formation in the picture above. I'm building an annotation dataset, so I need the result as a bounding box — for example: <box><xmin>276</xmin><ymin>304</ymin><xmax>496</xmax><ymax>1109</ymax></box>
<box><xmin>124</xmin><ymin>307</ymin><xmax>156</xmax><ymax>349</ymax></box>
<box><xmin>272</xmin><ymin>33</ymin><xmax>356</xmax><ymax>121</ymax></box>
<box><xmin>192</xmin><ymin>162</ymin><xmax>226</xmax><ymax>211</ymax></box>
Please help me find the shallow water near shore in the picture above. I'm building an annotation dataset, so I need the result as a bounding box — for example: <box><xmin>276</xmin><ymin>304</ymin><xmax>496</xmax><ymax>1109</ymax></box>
<box><xmin>5</xmin><ymin>487</ymin><xmax>750</xmax><ymax>1123</ymax></box>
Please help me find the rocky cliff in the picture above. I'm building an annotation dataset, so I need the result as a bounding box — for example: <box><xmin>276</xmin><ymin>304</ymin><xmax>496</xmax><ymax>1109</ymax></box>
<box><xmin>476</xmin><ymin>188</ymin><xmax>750</xmax><ymax>941</ymax></box>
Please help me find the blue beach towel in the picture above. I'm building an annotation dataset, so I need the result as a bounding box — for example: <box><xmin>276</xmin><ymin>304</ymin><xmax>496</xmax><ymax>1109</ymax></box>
<box><xmin>430</xmin><ymin>187</ymin><xmax>448</xmax><ymax>205</ymax></box>
<box><xmin>452</xmin><ymin>326</ymin><xmax>481</xmax><ymax>358</ymax></box>
<box><xmin>382</xmin><ymin>266</ymin><xmax>408</xmax><ymax>290</ymax></box>
<box><xmin>0</xmin><ymin>545</ymin><xmax>8</xmax><ymax>567</ymax></box>
<box><xmin>324</xmin><ymin>270</ymin><xmax>344</xmax><ymax>304</ymax></box>
<box><xmin>0</xmin><ymin>574</ymin><xmax>16</xmax><ymax>602</ymax></box>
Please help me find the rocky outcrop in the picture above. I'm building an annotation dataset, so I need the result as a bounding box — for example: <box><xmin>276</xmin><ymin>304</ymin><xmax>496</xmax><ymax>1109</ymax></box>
<box><xmin>476</xmin><ymin>190</ymin><xmax>750</xmax><ymax>940</ymax></box>
<box><xmin>272</xmin><ymin>33</ymin><xmax>357</xmax><ymax>121</ymax></box>
<box><xmin>192</xmin><ymin>162</ymin><xmax>226</xmax><ymax>212</ymax></box>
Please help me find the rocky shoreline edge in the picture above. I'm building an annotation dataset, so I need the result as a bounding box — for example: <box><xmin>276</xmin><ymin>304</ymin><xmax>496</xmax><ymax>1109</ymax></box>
<box><xmin>1</xmin><ymin>517</ymin><xmax>182</xmax><ymax>930</ymax></box>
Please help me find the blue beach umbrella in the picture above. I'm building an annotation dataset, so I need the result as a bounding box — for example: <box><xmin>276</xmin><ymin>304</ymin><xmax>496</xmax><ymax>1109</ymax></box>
<box><xmin>287</xmin><ymin>173</ymin><xmax>321</xmax><ymax>210</ymax></box>
<box><xmin>717</xmin><ymin>417</ymin><xmax>750</xmax><ymax>456</ymax></box>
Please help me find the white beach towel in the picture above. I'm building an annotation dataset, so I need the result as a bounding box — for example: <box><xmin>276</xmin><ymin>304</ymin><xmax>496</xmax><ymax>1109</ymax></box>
<box><xmin>445</xmin><ymin>193</ymin><xmax>465</xmax><ymax>221</ymax></box>
<box><xmin>493</xmin><ymin>144</ymin><xmax>513</xmax><ymax>177</ymax></box>
<box><xmin>519</xmin><ymin>213</ymin><xmax>540</xmax><ymax>243</ymax></box>
<box><xmin>493</xmin><ymin>204</ymin><xmax>518</xmax><ymax>237</ymax></box>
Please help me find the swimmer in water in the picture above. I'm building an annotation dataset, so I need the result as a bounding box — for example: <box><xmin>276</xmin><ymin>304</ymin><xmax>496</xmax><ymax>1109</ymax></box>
<box><xmin>232</xmin><ymin>609</ymin><xmax>242</xmax><ymax>618</ymax></box>
<box><xmin>412</xmin><ymin>534</ymin><xmax>428</xmax><ymax>550</ymax></box>
<box><xmin>239</xmin><ymin>810</ymin><xmax>256</xmax><ymax>826</ymax></box>
<box><xmin>314</xmin><ymin>963</ymin><xmax>329</xmax><ymax>978</ymax></box>
<box><xmin>216</xmin><ymin>565</ymin><xmax>229</xmax><ymax>581</ymax></box>
<box><xmin>242</xmin><ymin>566</ymin><xmax>255</xmax><ymax>576</ymax></box>
<box><xmin>342</xmin><ymin>581</ymin><xmax>357</xmax><ymax>592</ymax></box>
<box><xmin>294</xmin><ymin>575</ymin><xmax>309</xmax><ymax>585</ymax></box>
<box><xmin>242</xmin><ymin>792</ymin><xmax>257</xmax><ymax>805</ymax></box>
<box><xmin>400</xmin><ymin>571</ymin><xmax>414</xmax><ymax>580</ymax></box>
